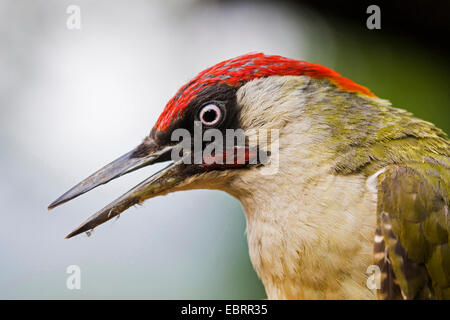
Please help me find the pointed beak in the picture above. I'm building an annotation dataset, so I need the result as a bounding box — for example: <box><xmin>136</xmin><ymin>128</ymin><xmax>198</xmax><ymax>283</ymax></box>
<box><xmin>49</xmin><ymin>140</ymin><xmax>189</xmax><ymax>238</ymax></box>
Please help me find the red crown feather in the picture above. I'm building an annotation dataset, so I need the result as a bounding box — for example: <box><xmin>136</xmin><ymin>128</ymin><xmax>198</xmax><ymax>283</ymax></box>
<box><xmin>155</xmin><ymin>53</ymin><xmax>374</xmax><ymax>131</ymax></box>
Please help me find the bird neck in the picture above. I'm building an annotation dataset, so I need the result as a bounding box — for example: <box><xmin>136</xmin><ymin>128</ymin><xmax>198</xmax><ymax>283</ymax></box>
<box><xmin>226</xmin><ymin>136</ymin><xmax>378</xmax><ymax>299</ymax></box>
<box><xmin>227</xmin><ymin>75</ymin><xmax>385</xmax><ymax>299</ymax></box>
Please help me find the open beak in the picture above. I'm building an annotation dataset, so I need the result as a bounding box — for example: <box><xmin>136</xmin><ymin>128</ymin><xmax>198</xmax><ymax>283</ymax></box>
<box><xmin>48</xmin><ymin>141</ymin><xmax>189</xmax><ymax>238</ymax></box>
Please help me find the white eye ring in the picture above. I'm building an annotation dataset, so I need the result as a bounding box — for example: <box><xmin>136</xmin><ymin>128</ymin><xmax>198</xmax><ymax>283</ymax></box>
<box><xmin>199</xmin><ymin>103</ymin><xmax>222</xmax><ymax>126</ymax></box>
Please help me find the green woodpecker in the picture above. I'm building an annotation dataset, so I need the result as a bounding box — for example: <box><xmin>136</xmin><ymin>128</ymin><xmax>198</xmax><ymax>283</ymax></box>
<box><xmin>49</xmin><ymin>53</ymin><xmax>450</xmax><ymax>299</ymax></box>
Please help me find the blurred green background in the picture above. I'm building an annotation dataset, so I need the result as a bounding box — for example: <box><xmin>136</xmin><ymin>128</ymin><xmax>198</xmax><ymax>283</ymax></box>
<box><xmin>0</xmin><ymin>0</ymin><xmax>448</xmax><ymax>299</ymax></box>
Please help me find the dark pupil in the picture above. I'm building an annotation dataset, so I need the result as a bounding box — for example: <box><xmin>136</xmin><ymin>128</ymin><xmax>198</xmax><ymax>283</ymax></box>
<box><xmin>203</xmin><ymin>108</ymin><xmax>218</xmax><ymax>123</ymax></box>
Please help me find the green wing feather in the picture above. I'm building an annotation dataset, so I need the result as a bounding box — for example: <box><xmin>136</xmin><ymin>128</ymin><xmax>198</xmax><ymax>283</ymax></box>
<box><xmin>376</xmin><ymin>163</ymin><xmax>449</xmax><ymax>299</ymax></box>
<box><xmin>299</xmin><ymin>81</ymin><xmax>450</xmax><ymax>298</ymax></box>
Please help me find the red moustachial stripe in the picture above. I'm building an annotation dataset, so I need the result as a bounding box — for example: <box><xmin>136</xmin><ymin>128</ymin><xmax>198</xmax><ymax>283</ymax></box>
<box><xmin>155</xmin><ymin>53</ymin><xmax>375</xmax><ymax>131</ymax></box>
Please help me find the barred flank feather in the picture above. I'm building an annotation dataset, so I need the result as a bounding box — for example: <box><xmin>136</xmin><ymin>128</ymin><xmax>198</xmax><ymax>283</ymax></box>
<box><xmin>374</xmin><ymin>226</ymin><xmax>403</xmax><ymax>299</ymax></box>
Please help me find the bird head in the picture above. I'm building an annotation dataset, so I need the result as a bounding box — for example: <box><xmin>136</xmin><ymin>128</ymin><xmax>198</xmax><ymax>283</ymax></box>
<box><xmin>49</xmin><ymin>53</ymin><xmax>376</xmax><ymax>238</ymax></box>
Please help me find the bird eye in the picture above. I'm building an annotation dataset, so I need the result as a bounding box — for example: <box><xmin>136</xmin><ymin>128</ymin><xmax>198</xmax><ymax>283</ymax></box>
<box><xmin>198</xmin><ymin>103</ymin><xmax>223</xmax><ymax>126</ymax></box>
